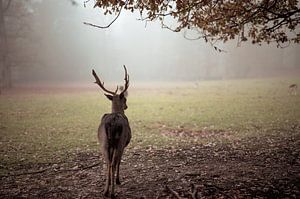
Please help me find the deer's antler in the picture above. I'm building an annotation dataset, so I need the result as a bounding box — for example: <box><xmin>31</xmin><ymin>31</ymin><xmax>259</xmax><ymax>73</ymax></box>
<box><xmin>92</xmin><ymin>69</ymin><xmax>118</xmax><ymax>95</ymax></box>
<box><xmin>120</xmin><ymin>65</ymin><xmax>129</xmax><ymax>96</ymax></box>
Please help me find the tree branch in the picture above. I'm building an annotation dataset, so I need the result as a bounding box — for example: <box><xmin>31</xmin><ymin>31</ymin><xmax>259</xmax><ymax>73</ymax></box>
<box><xmin>1</xmin><ymin>168</ymin><xmax>49</xmax><ymax>177</ymax></box>
<box><xmin>190</xmin><ymin>184</ymin><xmax>197</xmax><ymax>199</ymax></box>
<box><xmin>83</xmin><ymin>0</ymin><xmax>128</xmax><ymax>29</ymax></box>
<box><xmin>165</xmin><ymin>185</ymin><xmax>183</xmax><ymax>199</ymax></box>
<box><xmin>91</xmin><ymin>0</ymin><xmax>300</xmax><ymax>46</ymax></box>
<box><xmin>1</xmin><ymin>162</ymin><xmax>101</xmax><ymax>177</ymax></box>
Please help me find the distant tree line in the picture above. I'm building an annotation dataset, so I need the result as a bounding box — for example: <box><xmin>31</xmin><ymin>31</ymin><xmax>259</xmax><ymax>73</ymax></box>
<box><xmin>0</xmin><ymin>0</ymin><xmax>76</xmax><ymax>89</ymax></box>
<box><xmin>0</xmin><ymin>0</ymin><xmax>37</xmax><ymax>89</ymax></box>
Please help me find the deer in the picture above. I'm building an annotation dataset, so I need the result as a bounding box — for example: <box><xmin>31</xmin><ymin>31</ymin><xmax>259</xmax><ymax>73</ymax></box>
<box><xmin>92</xmin><ymin>65</ymin><xmax>131</xmax><ymax>198</ymax></box>
<box><xmin>289</xmin><ymin>84</ymin><xmax>297</xmax><ymax>95</ymax></box>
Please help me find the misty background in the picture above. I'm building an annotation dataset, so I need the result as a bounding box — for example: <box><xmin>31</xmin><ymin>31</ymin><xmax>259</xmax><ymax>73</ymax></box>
<box><xmin>7</xmin><ymin>0</ymin><xmax>300</xmax><ymax>86</ymax></box>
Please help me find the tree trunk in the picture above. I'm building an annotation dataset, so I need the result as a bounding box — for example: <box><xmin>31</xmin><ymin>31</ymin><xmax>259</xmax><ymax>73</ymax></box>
<box><xmin>0</xmin><ymin>0</ymin><xmax>12</xmax><ymax>89</ymax></box>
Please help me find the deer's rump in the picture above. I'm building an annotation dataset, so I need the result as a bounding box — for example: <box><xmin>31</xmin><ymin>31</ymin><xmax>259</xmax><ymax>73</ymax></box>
<box><xmin>99</xmin><ymin>113</ymin><xmax>131</xmax><ymax>149</ymax></box>
<box><xmin>105</xmin><ymin>116</ymin><xmax>123</xmax><ymax>148</ymax></box>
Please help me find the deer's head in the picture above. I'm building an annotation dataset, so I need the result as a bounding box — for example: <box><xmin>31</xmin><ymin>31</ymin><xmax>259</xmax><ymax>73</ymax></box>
<box><xmin>92</xmin><ymin>65</ymin><xmax>129</xmax><ymax>113</ymax></box>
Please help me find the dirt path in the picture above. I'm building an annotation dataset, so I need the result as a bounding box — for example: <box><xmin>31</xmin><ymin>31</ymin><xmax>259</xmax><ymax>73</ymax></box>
<box><xmin>1</xmin><ymin>133</ymin><xmax>299</xmax><ymax>199</ymax></box>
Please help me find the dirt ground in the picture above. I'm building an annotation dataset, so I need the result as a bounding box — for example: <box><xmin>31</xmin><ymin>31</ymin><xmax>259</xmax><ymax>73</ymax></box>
<box><xmin>1</xmin><ymin>128</ymin><xmax>299</xmax><ymax>199</ymax></box>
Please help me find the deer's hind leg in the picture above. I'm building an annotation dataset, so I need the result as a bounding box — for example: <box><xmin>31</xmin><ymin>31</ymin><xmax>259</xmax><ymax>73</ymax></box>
<box><xmin>103</xmin><ymin>146</ymin><xmax>112</xmax><ymax>197</ymax></box>
<box><xmin>103</xmin><ymin>160</ymin><xmax>111</xmax><ymax>197</ymax></box>
<box><xmin>116</xmin><ymin>160</ymin><xmax>121</xmax><ymax>185</ymax></box>
<box><xmin>109</xmin><ymin>149</ymin><xmax>120</xmax><ymax>198</ymax></box>
<box><xmin>116</xmin><ymin>150</ymin><xmax>124</xmax><ymax>185</ymax></box>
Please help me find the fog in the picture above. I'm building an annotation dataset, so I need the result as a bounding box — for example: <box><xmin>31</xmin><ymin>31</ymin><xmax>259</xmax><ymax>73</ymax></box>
<box><xmin>10</xmin><ymin>0</ymin><xmax>300</xmax><ymax>86</ymax></box>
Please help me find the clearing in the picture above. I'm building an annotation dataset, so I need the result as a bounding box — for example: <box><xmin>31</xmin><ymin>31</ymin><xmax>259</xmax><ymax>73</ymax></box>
<box><xmin>0</xmin><ymin>78</ymin><xmax>299</xmax><ymax>198</ymax></box>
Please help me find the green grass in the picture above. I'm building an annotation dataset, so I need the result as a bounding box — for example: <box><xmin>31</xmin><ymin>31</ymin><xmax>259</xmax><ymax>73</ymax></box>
<box><xmin>0</xmin><ymin>78</ymin><xmax>299</xmax><ymax>171</ymax></box>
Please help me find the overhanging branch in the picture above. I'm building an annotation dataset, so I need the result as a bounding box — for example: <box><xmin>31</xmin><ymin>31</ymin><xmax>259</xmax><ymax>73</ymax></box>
<box><xmin>83</xmin><ymin>0</ymin><xmax>128</xmax><ymax>29</ymax></box>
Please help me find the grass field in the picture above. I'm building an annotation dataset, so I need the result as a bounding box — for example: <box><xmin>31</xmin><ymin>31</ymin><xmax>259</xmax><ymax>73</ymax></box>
<box><xmin>1</xmin><ymin>78</ymin><xmax>300</xmax><ymax>198</ymax></box>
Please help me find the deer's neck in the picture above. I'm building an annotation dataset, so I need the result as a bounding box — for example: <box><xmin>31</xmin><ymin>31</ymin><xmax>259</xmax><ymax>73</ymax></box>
<box><xmin>112</xmin><ymin>107</ymin><xmax>124</xmax><ymax>114</ymax></box>
<box><xmin>111</xmin><ymin>102</ymin><xmax>124</xmax><ymax>114</ymax></box>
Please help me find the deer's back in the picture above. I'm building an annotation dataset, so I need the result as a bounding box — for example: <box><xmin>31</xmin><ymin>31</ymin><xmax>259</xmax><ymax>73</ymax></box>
<box><xmin>98</xmin><ymin>113</ymin><xmax>131</xmax><ymax>149</ymax></box>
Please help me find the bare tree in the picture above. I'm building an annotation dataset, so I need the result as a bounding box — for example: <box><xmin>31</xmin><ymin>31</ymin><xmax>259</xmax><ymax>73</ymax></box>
<box><xmin>92</xmin><ymin>65</ymin><xmax>131</xmax><ymax>198</ymax></box>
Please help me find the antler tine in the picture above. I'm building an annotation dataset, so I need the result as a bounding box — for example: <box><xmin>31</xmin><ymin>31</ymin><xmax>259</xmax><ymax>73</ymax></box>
<box><xmin>120</xmin><ymin>65</ymin><xmax>129</xmax><ymax>95</ymax></box>
<box><xmin>92</xmin><ymin>69</ymin><xmax>118</xmax><ymax>95</ymax></box>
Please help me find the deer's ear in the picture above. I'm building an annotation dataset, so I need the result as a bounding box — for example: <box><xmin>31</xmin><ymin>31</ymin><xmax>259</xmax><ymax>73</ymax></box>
<box><xmin>105</xmin><ymin>94</ymin><xmax>113</xmax><ymax>101</ymax></box>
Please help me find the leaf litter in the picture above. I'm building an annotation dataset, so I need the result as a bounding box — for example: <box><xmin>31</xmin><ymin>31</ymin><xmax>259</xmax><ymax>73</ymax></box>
<box><xmin>1</xmin><ymin>126</ymin><xmax>299</xmax><ymax>198</ymax></box>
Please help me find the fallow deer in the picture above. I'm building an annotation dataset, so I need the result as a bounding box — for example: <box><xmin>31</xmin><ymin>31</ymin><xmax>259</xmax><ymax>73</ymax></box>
<box><xmin>289</xmin><ymin>84</ymin><xmax>297</xmax><ymax>95</ymax></box>
<box><xmin>92</xmin><ymin>65</ymin><xmax>131</xmax><ymax>198</ymax></box>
